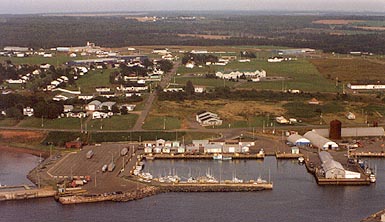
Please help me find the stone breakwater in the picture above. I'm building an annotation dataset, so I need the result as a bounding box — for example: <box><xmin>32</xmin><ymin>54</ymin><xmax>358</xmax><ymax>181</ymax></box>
<box><xmin>57</xmin><ymin>182</ymin><xmax>272</xmax><ymax>204</ymax></box>
<box><xmin>58</xmin><ymin>186</ymin><xmax>160</xmax><ymax>204</ymax></box>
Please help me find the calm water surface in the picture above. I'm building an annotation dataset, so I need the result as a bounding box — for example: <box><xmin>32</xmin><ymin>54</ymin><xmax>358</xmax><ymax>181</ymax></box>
<box><xmin>1</xmin><ymin>151</ymin><xmax>385</xmax><ymax>222</ymax></box>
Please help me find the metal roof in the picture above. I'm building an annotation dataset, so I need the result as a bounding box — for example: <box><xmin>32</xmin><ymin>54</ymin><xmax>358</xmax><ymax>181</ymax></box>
<box><xmin>304</xmin><ymin>131</ymin><xmax>338</xmax><ymax>149</ymax></box>
<box><xmin>287</xmin><ymin>134</ymin><xmax>311</xmax><ymax>145</ymax></box>
<box><xmin>313</xmin><ymin>127</ymin><xmax>384</xmax><ymax>138</ymax></box>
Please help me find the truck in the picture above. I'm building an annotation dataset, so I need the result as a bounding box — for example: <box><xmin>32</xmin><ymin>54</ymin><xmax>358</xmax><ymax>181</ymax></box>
<box><xmin>108</xmin><ymin>162</ymin><xmax>115</xmax><ymax>172</ymax></box>
<box><xmin>102</xmin><ymin>164</ymin><xmax>108</xmax><ymax>172</ymax></box>
<box><xmin>86</xmin><ymin>150</ymin><xmax>94</xmax><ymax>159</ymax></box>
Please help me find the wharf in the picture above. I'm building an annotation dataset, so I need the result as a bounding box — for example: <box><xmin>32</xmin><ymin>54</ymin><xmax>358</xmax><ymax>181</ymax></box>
<box><xmin>351</xmin><ymin>152</ymin><xmax>385</xmax><ymax>158</ymax></box>
<box><xmin>0</xmin><ymin>186</ymin><xmax>56</xmax><ymax>201</ymax></box>
<box><xmin>275</xmin><ymin>152</ymin><xmax>304</xmax><ymax>159</ymax></box>
<box><xmin>145</xmin><ymin>153</ymin><xmax>265</xmax><ymax>160</ymax></box>
<box><xmin>362</xmin><ymin>209</ymin><xmax>385</xmax><ymax>222</ymax></box>
<box><xmin>304</xmin><ymin>157</ymin><xmax>371</xmax><ymax>185</ymax></box>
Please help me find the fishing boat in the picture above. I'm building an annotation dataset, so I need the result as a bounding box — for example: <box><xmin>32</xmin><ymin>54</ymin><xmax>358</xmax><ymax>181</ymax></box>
<box><xmin>255</xmin><ymin>176</ymin><xmax>268</xmax><ymax>184</ymax></box>
<box><xmin>213</xmin><ymin>154</ymin><xmax>232</xmax><ymax>160</ymax></box>
<box><xmin>213</xmin><ymin>154</ymin><xmax>223</xmax><ymax>160</ymax></box>
<box><xmin>298</xmin><ymin>156</ymin><xmax>305</xmax><ymax>164</ymax></box>
<box><xmin>370</xmin><ymin>174</ymin><xmax>376</xmax><ymax>183</ymax></box>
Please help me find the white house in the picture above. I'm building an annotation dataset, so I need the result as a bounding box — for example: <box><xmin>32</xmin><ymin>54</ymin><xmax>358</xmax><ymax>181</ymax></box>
<box><xmin>86</xmin><ymin>100</ymin><xmax>102</xmax><ymax>111</ymax></box>
<box><xmin>185</xmin><ymin>62</ymin><xmax>195</xmax><ymax>69</ymax></box>
<box><xmin>194</xmin><ymin>87</ymin><xmax>205</xmax><ymax>93</ymax></box>
<box><xmin>23</xmin><ymin>107</ymin><xmax>34</xmax><ymax>117</ymax></box>
<box><xmin>92</xmin><ymin>111</ymin><xmax>109</xmax><ymax>119</ymax></box>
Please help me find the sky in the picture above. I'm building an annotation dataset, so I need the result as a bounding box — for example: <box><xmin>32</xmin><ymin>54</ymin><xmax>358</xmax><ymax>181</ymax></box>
<box><xmin>1</xmin><ymin>0</ymin><xmax>385</xmax><ymax>14</ymax></box>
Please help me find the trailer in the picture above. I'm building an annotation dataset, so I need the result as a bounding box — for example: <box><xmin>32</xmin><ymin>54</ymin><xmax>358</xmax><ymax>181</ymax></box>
<box><xmin>108</xmin><ymin>162</ymin><xmax>115</xmax><ymax>172</ymax></box>
<box><xmin>86</xmin><ymin>150</ymin><xmax>94</xmax><ymax>159</ymax></box>
<box><xmin>120</xmin><ymin>147</ymin><xmax>128</xmax><ymax>156</ymax></box>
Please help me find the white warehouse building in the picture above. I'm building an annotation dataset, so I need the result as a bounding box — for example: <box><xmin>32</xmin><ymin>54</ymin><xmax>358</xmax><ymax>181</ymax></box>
<box><xmin>287</xmin><ymin>134</ymin><xmax>311</xmax><ymax>146</ymax></box>
<box><xmin>304</xmin><ymin>131</ymin><xmax>338</xmax><ymax>150</ymax></box>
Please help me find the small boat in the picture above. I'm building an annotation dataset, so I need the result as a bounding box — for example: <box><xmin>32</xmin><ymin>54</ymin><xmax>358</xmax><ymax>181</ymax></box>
<box><xmin>213</xmin><ymin>154</ymin><xmax>223</xmax><ymax>160</ymax></box>
<box><xmin>222</xmin><ymin>156</ymin><xmax>232</xmax><ymax>160</ymax></box>
<box><xmin>370</xmin><ymin>174</ymin><xmax>376</xmax><ymax>183</ymax></box>
<box><xmin>255</xmin><ymin>176</ymin><xmax>268</xmax><ymax>184</ymax></box>
<box><xmin>298</xmin><ymin>156</ymin><xmax>305</xmax><ymax>164</ymax></box>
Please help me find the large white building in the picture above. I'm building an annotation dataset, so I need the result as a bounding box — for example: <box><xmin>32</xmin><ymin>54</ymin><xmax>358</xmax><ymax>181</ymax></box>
<box><xmin>304</xmin><ymin>131</ymin><xmax>338</xmax><ymax>150</ymax></box>
<box><xmin>215</xmin><ymin>70</ymin><xmax>266</xmax><ymax>80</ymax></box>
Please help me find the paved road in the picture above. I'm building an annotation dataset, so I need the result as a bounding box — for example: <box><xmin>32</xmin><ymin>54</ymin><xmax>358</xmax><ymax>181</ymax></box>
<box><xmin>132</xmin><ymin>62</ymin><xmax>180</xmax><ymax>131</ymax></box>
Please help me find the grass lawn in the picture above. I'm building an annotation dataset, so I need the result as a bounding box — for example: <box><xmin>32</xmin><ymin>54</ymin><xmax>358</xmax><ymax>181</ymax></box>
<box><xmin>235</xmin><ymin>59</ymin><xmax>336</xmax><ymax>92</ymax></box>
<box><xmin>68</xmin><ymin>69</ymin><xmax>115</xmax><ymax>93</ymax></box>
<box><xmin>142</xmin><ymin>116</ymin><xmax>181</xmax><ymax>130</ymax></box>
<box><xmin>0</xmin><ymin>118</ymin><xmax>19</xmax><ymax>126</ymax></box>
<box><xmin>174</xmin><ymin>76</ymin><xmax>237</xmax><ymax>88</ymax></box>
<box><xmin>88</xmin><ymin>114</ymin><xmax>138</xmax><ymax>130</ymax></box>
<box><xmin>0</xmin><ymin>54</ymin><xmax>95</xmax><ymax>66</ymax></box>
<box><xmin>216</xmin><ymin>116</ymin><xmax>268</xmax><ymax>129</ymax></box>
<box><xmin>18</xmin><ymin>117</ymin><xmax>83</xmax><ymax>129</ymax></box>
<box><xmin>176</xmin><ymin>58</ymin><xmax>335</xmax><ymax>92</ymax></box>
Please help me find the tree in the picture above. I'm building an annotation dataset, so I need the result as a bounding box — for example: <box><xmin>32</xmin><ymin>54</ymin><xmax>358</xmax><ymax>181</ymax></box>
<box><xmin>157</xmin><ymin>60</ymin><xmax>173</xmax><ymax>73</ymax></box>
<box><xmin>5</xmin><ymin>107</ymin><xmax>23</xmax><ymax>120</ymax></box>
<box><xmin>185</xmin><ymin>80</ymin><xmax>195</xmax><ymax>96</ymax></box>
<box><xmin>111</xmin><ymin>104</ymin><xmax>120</xmax><ymax>114</ymax></box>
<box><xmin>120</xmin><ymin>106</ymin><xmax>128</xmax><ymax>115</ymax></box>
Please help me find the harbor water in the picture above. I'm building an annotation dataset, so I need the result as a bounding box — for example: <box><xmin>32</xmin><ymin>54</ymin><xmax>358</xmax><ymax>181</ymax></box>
<box><xmin>1</xmin><ymin>150</ymin><xmax>385</xmax><ymax>222</ymax></box>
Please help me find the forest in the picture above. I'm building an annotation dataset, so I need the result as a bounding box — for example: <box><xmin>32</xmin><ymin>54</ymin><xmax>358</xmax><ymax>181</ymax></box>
<box><xmin>1</xmin><ymin>14</ymin><xmax>385</xmax><ymax>53</ymax></box>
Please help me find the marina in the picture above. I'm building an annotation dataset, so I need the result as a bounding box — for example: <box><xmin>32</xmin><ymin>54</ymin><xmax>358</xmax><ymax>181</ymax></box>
<box><xmin>2</xmin><ymin>149</ymin><xmax>385</xmax><ymax>222</ymax></box>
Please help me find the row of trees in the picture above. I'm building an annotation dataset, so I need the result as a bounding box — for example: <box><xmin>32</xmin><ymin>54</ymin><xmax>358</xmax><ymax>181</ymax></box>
<box><xmin>1</xmin><ymin>15</ymin><xmax>385</xmax><ymax>54</ymax></box>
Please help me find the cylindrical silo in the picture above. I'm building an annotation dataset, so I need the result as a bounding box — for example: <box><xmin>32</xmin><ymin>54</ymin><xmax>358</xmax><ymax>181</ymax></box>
<box><xmin>329</xmin><ymin>119</ymin><xmax>342</xmax><ymax>140</ymax></box>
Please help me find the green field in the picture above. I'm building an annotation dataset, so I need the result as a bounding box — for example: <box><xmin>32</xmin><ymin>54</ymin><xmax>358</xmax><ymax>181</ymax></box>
<box><xmin>0</xmin><ymin>54</ymin><xmax>86</xmax><ymax>66</ymax></box>
<box><xmin>0</xmin><ymin>118</ymin><xmax>19</xmax><ymax>127</ymax></box>
<box><xmin>142</xmin><ymin>116</ymin><xmax>181</xmax><ymax>130</ymax></box>
<box><xmin>18</xmin><ymin>117</ymin><xmax>83</xmax><ymax>129</ymax></box>
<box><xmin>216</xmin><ymin>116</ymin><xmax>268</xmax><ymax>129</ymax></box>
<box><xmin>175</xmin><ymin>58</ymin><xmax>335</xmax><ymax>92</ymax></box>
<box><xmin>68</xmin><ymin>69</ymin><xmax>114</xmax><ymax>93</ymax></box>
<box><xmin>174</xmin><ymin>76</ymin><xmax>237</xmax><ymax>88</ymax></box>
<box><xmin>88</xmin><ymin>115</ymin><xmax>138</xmax><ymax>130</ymax></box>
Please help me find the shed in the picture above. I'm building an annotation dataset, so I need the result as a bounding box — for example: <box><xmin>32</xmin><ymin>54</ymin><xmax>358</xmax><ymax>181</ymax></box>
<box><xmin>304</xmin><ymin>131</ymin><xmax>338</xmax><ymax>150</ymax></box>
<box><xmin>287</xmin><ymin>134</ymin><xmax>311</xmax><ymax>146</ymax></box>
<box><xmin>291</xmin><ymin>147</ymin><xmax>300</xmax><ymax>154</ymax></box>
<box><xmin>65</xmin><ymin>141</ymin><xmax>82</xmax><ymax>149</ymax></box>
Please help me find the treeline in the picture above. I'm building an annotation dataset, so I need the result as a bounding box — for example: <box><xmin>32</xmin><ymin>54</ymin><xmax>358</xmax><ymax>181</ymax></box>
<box><xmin>1</xmin><ymin>15</ymin><xmax>385</xmax><ymax>54</ymax></box>
<box><xmin>158</xmin><ymin>86</ymin><xmax>379</xmax><ymax>103</ymax></box>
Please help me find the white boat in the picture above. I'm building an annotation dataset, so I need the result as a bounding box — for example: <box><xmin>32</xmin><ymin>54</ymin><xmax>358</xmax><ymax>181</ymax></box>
<box><xmin>370</xmin><ymin>174</ymin><xmax>376</xmax><ymax>183</ymax></box>
<box><xmin>213</xmin><ymin>154</ymin><xmax>223</xmax><ymax>160</ymax></box>
<box><xmin>213</xmin><ymin>154</ymin><xmax>232</xmax><ymax>160</ymax></box>
<box><xmin>255</xmin><ymin>176</ymin><xmax>268</xmax><ymax>184</ymax></box>
<box><xmin>222</xmin><ymin>156</ymin><xmax>232</xmax><ymax>160</ymax></box>
<box><xmin>298</xmin><ymin>156</ymin><xmax>305</xmax><ymax>164</ymax></box>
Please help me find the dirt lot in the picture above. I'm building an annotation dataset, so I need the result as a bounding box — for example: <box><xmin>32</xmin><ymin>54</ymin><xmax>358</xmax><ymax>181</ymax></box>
<box><xmin>312</xmin><ymin>20</ymin><xmax>363</xmax><ymax>25</ymax></box>
<box><xmin>178</xmin><ymin>33</ymin><xmax>231</xmax><ymax>40</ymax></box>
<box><xmin>310</xmin><ymin>58</ymin><xmax>385</xmax><ymax>81</ymax></box>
